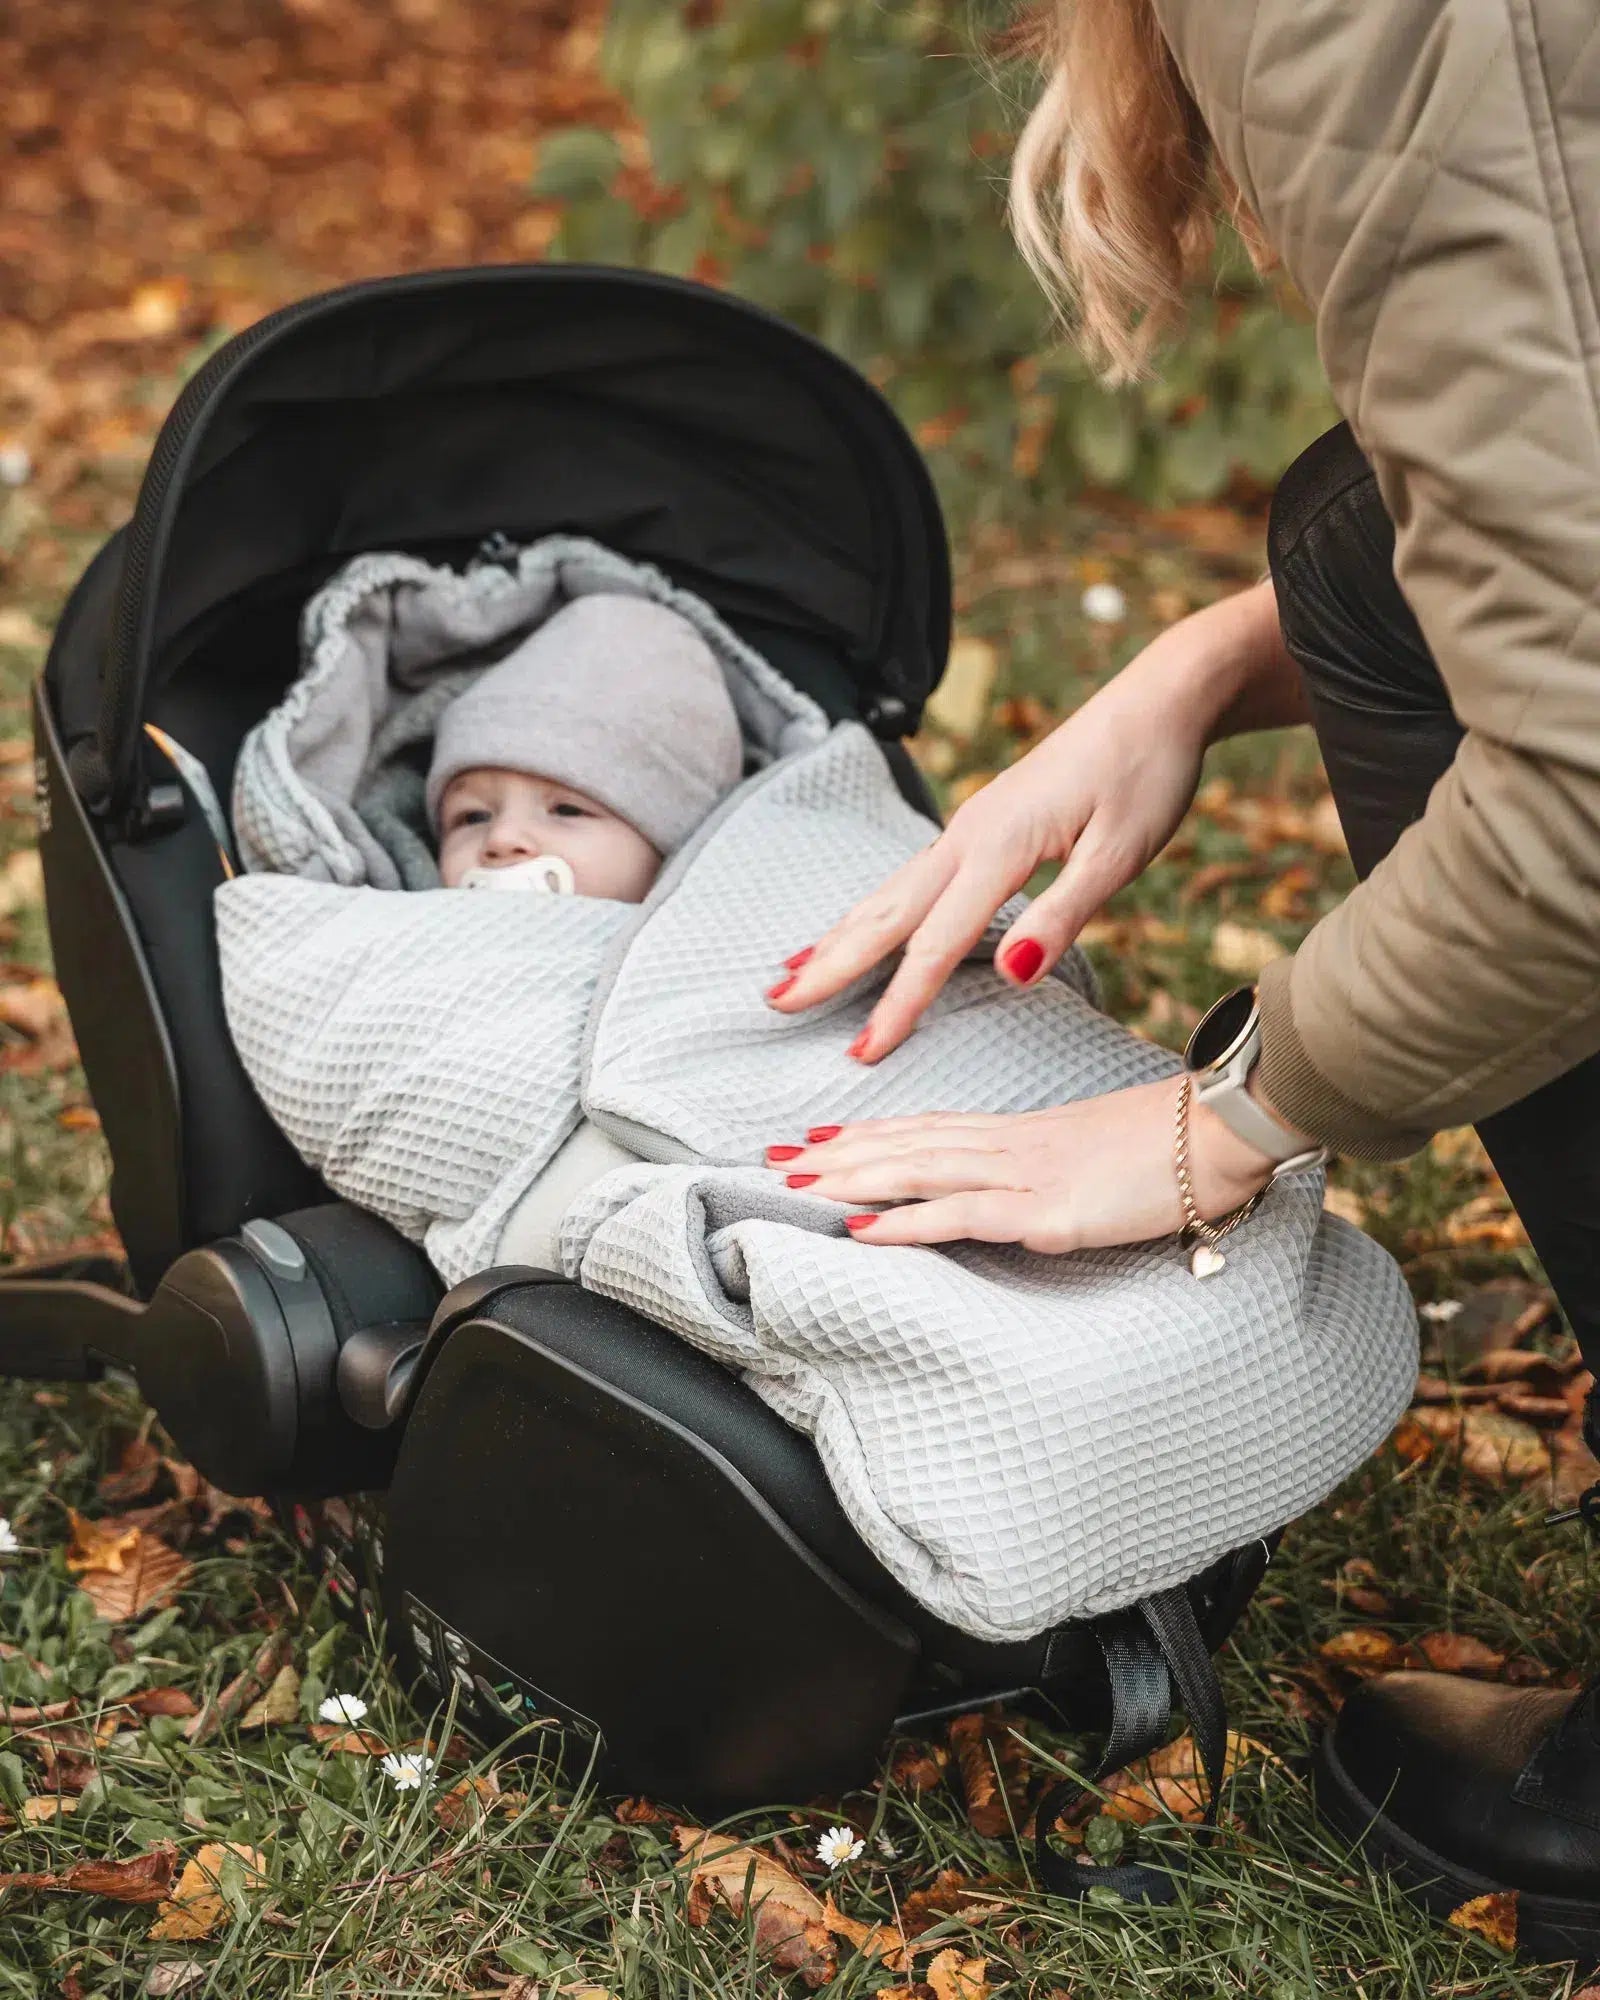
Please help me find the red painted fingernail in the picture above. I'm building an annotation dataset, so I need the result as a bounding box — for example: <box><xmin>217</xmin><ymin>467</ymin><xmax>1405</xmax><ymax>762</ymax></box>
<box><xmin>807</xmin><ymin>1125</ymin><xmax>842</xmax><ymax>1144</ymax></box>
<box><xmin>787</xmin><ymin>1173</ymin><xmax>819</xmax><ymax>1189</ymax></box>
<box><xmin>785</xmin><ymin>946</ymin><xmax>815</xmax><ymax>970</ymax></box>
<box><xmin>845</xmin><ymin>1214</ymin><xmax>876</xmax><ymax>1232</ymax></box>
<box><xmin>767</xmin><ymin>975</ymin><xmax>797</xmax><ymax>1003</ymax></box>
<box><xmin>1001</xmin><ymin>938</ymin><xmax>1046</xmax><ymax>984</ymax></box>
<box><xmin>767</xmin><ymin>1144</ymin><xmax>804</xmax><ymax>1162</ymax></box>
<box><xmin>848</xmin><ymin>1031</ymin><xmax>871</xmax><ymax>1061</ymax></box>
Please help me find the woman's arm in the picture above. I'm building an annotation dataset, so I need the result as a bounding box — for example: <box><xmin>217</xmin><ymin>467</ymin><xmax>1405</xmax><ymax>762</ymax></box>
<box><xmin>768</xmin><ymin>577</ymin><xmax>1304</xmax><ymax>1059</ymax></box>
<box><xmin>1156</xmin><ymin>0</ymin><xmax>1600</xmax><ymax>1161</ymax></box>
<box><xmin>1198</xmin><ymin>578</ymin><xmax>1309</xmax><ymax>740</ymax></box>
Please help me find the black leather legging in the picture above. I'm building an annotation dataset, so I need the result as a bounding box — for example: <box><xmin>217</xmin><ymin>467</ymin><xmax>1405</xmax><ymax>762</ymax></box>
<box><xmin>1267</xmin><ymin>422</ymin><xmax>1600</xmax><ymax>1390</ymax></box>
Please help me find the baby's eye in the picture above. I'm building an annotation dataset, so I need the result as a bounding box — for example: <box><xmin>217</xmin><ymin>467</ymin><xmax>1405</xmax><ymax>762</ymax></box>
<box><xmin>551</xmin><ymin>801</ymin><xmax>593</xmax><ymax>819</ymax></box>
<box><xmin>447</xmin><ymin>807</ymin><xmax>492</xmax><ymax>831</ymax></box>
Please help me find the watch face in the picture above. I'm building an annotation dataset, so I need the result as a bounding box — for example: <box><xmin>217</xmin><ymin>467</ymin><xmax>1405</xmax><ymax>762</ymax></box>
<box><xmin>1188</xmin><ymin>983</ymin><xmax>1258</xmax><ymax>1072</ymax></box>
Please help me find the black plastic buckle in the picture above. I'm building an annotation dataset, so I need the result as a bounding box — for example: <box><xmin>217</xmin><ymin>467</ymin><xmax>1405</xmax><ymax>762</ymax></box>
<box><xmin>123</xmin><ymin>780</ymin><xmax>187</xmax><ymax>842</ymax></box>
<box><xmin>861</xmin><ymin>692</ymin><xmax>913</xmax><ymax>740</ymax></box>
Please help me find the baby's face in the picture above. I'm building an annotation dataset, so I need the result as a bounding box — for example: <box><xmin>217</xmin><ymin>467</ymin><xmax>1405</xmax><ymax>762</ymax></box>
<box><xmin>437</xmin><ymin>768</ymin><xmax>661</xmax><ymax>902</ymax></box>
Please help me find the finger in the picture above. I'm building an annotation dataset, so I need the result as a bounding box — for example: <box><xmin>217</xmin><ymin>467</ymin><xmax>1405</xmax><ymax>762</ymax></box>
<box><xmin>766</xmin><ymin>843</ymin><xmax>957</xmax><ymax>1011</ymax></box>
<box><xmin>800</xmin><ymin>1160</ymin><xmax>1024</xmax><ymax>1200</ymax></box>
<box><xmin>782</xmin><ymin>1126</ymin><xmax>1022</xmax><ymax>1174</ymax></box>
<box><xmin>993</xmin><ymin>822</ymin><xmax>1141</xmax><ymax>983</ymax></box>
<box><xmin>766</xmin><ymin>1111</ymin><xmax>1023</xmax><ymax>1160</ymax></box>
<box><xmin>844</xmin><ymin>1191</ymin><xmax>1041</xmax><ymax>1247</ymax></box>
<box><xmin>780</xmin><ymin>1136</ymin><xmax>1020</xmax><ymax>1192</ymax></box>
<box><xmin>848</xmin><ymin>852</ymin><xmax>1043</xmax><ymax>1061</ymax></box>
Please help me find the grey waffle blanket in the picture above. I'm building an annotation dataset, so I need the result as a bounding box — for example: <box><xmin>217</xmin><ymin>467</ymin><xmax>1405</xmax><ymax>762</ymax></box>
<box><xmin>218</xmin><ymin>537</ymin><xmax>1419</xmax><ymax>1642</ymax></box>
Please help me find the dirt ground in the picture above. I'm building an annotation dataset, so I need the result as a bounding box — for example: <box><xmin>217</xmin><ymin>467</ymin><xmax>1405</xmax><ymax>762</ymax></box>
<box><xmin>1</xmin><ymin>0</ymin><xmax>611</xmax><ymax>561</ymax></box>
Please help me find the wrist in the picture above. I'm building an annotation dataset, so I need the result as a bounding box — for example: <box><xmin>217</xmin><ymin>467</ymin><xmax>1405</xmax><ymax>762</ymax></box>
<box><xmin>1163</xmin><ymin>579</ymin><xmax>1308</xmax><ymax>744</ymax></box>
<box><xmin>1121</xmin><ymin>602</ymin><xmax>1249</xmax><ymax>748</ymax></box>
<box><xmin>1184</xmin><ymin>982</ymin><xmax>1329</xmax><ymax>1180</ymax></box>
<box><xmin>1188</xmin><ymin>1090</ymin><xmax>1277</xmax><ymax>1213</ymax></box>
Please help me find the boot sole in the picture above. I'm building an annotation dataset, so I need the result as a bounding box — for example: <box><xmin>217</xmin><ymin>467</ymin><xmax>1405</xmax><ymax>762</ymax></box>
<box><xmin>1314</xmin><ymin>1723</ymin><xmax>1600</xmax><ymax>1968</ymax></box>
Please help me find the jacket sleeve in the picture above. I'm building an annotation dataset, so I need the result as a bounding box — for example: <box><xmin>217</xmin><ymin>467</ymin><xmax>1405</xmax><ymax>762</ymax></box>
<box><xmin>1152</xmin><ymin>0</ymin><xmax>1600</xmax><ymax>1157</ymax></box>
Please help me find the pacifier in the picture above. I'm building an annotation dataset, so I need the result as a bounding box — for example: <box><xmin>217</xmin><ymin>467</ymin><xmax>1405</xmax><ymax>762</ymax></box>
<box><xmin>459</xmin><ymin>854</ymin><xmax>577</xmax><ymax>895</ymax></box>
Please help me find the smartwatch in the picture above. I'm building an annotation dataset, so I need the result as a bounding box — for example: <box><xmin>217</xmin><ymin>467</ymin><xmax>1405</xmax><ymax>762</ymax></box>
<box><xmin>1184</xmin><ymin>984</ymin><xmax>1328</xmax><ymax>1179</ymax></box>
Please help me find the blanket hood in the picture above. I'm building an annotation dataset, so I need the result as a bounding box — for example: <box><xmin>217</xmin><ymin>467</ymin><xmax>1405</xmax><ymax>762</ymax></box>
<box><xmin>232</xmin><ymin>535</ymin><xmax>832</xmax><ymax>889</ymax></box>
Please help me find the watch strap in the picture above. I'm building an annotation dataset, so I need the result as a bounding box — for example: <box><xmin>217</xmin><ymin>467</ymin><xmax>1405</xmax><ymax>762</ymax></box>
<box><xmin>1193</xmin><ymin>1062</ymin><xmax>1318</xmax><ymax>1166</ymax></box>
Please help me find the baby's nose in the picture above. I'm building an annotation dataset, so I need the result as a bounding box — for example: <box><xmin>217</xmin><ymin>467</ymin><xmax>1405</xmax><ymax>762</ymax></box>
<box><xmin>486</xmin><ymin>826</ymin><xmax>540</xmax><ymax>860</ymax></box>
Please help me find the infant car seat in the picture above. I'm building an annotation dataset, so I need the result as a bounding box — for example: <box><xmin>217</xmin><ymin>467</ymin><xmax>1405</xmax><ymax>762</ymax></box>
<box><xmin>0</xmin><ymin>266</ymin><xmax>1269</xmax><ymax>1866</ymax></box>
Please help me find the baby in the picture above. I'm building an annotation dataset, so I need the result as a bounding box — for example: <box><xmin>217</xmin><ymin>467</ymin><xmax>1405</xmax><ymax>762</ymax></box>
<box><xmin>425</xmin><ymin>593</ymin><xmax>745</xmax><ymax>900</ymax></box>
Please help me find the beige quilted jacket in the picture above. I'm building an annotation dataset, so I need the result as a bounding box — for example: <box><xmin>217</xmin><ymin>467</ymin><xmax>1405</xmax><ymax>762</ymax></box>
<box><xmin>1152</xmin><ymin>0</ymin><xmax>1600</xmax><ymax>1158</ymax></box>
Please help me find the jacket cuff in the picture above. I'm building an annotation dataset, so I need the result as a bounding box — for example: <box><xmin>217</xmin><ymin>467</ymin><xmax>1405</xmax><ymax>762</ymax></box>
<box><xmin>1254</xmin><ymin>956</ymin><xmax>1434</xmax><ymax>1162</ymax></box>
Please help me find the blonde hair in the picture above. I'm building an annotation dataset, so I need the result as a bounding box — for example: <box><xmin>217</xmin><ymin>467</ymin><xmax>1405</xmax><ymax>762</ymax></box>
<box><xmin>1005</xmin><ymin>1</ymin><xmax>1268</xmax><ymax>381</ymax></box>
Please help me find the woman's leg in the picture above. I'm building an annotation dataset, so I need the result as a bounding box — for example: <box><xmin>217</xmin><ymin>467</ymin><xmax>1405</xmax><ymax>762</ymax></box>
<box><xmin>1267</xmin><ymin>422</ymin><xmax>1600</xmax><ymax>1399</ymax></box>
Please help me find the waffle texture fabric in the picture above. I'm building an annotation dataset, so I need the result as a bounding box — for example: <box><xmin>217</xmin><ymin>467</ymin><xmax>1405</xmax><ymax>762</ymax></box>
<box><xmin>220</xmin><ymin>539</ymin><xmax>1419</xmax><ymax>1642</ymax></box>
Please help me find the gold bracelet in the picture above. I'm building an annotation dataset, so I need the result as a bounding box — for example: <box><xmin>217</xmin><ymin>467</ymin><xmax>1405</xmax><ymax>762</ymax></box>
<box><xmin>1173</xmin><ymin>1073</ymin><xmax>1265</xmax><ymax>1278</ymax></box>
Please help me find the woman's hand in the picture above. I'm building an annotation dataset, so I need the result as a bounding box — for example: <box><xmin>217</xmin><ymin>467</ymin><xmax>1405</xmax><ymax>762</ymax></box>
<box><xmin>766</xmin><ymin>581</ymin><xmax>1306</xmax><ymax>1062</ymax></box>
<box><xmin>766</xmin><ymin>1077</ymin><xmax>1277</xmax><ymax>1252</ymax></box>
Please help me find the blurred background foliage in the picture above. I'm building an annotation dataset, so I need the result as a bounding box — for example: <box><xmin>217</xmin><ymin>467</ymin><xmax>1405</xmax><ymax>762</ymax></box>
<box><xmin>541</xmin><ymin>0</ymin><xmax>1337</xmax><ymax>527</ymax></box>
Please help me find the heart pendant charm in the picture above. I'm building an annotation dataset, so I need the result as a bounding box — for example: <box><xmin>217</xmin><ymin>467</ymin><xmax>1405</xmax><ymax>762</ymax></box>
<box><xmin>1190</xmin><ymin>1243</ymin><xmax>1227</xmax><ymax>1279</ymax></box>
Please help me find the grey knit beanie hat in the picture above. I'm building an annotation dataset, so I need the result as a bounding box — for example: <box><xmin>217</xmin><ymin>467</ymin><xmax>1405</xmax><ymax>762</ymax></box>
<box><xmin>425</xmin><ymin>593</ymin><xmax>745</xmax><ymax>853</ymax></box>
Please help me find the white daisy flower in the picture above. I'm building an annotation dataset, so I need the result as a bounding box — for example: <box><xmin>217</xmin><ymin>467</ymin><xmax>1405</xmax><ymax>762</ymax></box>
<box><xmin>318</xmin><ymin>1692</ymin><xmax>369</xmax><ymax>1725</ymax></box>
<box><xmin>816</xmin><ymin>1824</ymin><xmax>865</xmax><ymax>1869</ymax></box>
<box><xmin>380</xmin><ymin>1752</ymin><xmax>435</xmax><ymax>1791</ymax></box>
<box><xmin>1080</xmin><ymin>582</ymin><xmax>1127</xmax><ymax>624</ymax></box>
<box><xmin>876</xmin><ymin>1835</ymin><xmax>898</xmax><ymax>1860</ymax></box>
<box><xmin>1419</xmin><ymin>1298</ymin><xmax>1464</xmax><ymax>1324</ymax></box>
<box><xmin>0</xmin><ymin>1518</ymin><xmax>19</xmax><ymax>1556</ymax></box>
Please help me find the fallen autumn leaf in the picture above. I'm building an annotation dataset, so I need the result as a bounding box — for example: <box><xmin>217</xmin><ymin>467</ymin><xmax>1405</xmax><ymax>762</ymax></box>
<box><xmin>1209</xmin><ymin>920</ymin><xmax>1285</xmax><ymax>980</ymax></box>
<box><xmin>0</xmin><ymin>1842</ymin><xmax>177</xmax><ymax>1905</ymax></box>
<box><xmin>1318</xmin><ymin>1630</ymin><xmax>1409</xmax><ymax>1675</ymax></box>
<box><xmin>947</xmin><ymin>1709</ymin><xmax>1029</xmax><ymax>1839</ymax></box>
<box><xmin>1102</xmin><ymin>1729</ymin><xmax>1274</xmax><ymax>1825</ymax></box>
<box><xmin>676</xmin><ymin>1827</ymin><xmax>835</xmax><ymax>1988</ymax></box>
<box><xmin>74</xmin><ymin>1533</ymin><xmax>191</xmax><ymax>1623</ymax></box>
<box><xmin>145</xmin><ymin>1965</ymin><xmax>207</xmax><ymax>1999</ymax></box>
<box><xmin>148</xmin><ymin>1842</ymin><xmax>268</xmax><ymax>1942</ymax></box>
<box><xmin>18</xmin><ymin>1797</ymin><xmax>78</xmax><ymax>1824</ymax></box>
<box><xmin>820</xmin><ymin>1892</ymin><xmax>910</xmax><ymax>1973</ymax></box>
<box><xmin>238</xmin><ymin>1662</ymin><xmax>300</xmax><ymax>1730</ymax></box>
<box><xmin>64</xmin><ymin>1510</ymin><xmax>143</xmax><ymax>1574</ymax></box>
<box><xmin>1415</xmin><ymin>1632</ymin><xmax>1507</xmax><ymax>1678</ymax></box>
<box><xmin>898</xmin><ymin>1870</ymin><xmax>1013</xmax><ymax>1938</ymax></box>
<box><xmin>925</xmin><ymin>633</ymin><xmax>999</xmax><ymax>743</ymax></box>
<box><xmin>185</xmin><ymin>1629</ymin><xmax>292</xmax><ymax>1745</ymax></box>
<box><xmin>927</xmin><ymin>1946</ymin><xmax>989</xmax><ymax>2000</ymax></box>
<box><xmin>1399</xmin><ymin>1406</ymin><xmax>1550</xmax><ymax>1486</ymax></box>
<box><xmin>308</xmin><ymin>1724</ymin><xmax>389</xmax><ymax>1755</ymax></box>
<box><xmin>1447</xmin><ymin>1890</ymin><xmax>1517</xmax><ymax>1951</ymax></box>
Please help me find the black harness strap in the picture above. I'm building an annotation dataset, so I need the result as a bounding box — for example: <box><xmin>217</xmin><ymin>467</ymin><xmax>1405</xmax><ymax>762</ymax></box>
<box><xmin>1033</xmin><ymin>1585</ymin><xmax>1227</xmax><ymax>1905</ymax></box>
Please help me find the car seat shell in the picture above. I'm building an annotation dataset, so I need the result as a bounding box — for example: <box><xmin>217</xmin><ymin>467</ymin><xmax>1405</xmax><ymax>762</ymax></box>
<box><xmin>6</xmin><ymin>266</ymin><xmax>1274</xmax><ymax>1827</ymax></box>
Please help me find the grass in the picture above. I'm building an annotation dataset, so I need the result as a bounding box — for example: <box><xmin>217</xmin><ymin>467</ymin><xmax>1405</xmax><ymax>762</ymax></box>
<box><xmin>0</xmin><ymin>488</ymin><xmax>1588</xmax><ymax>1997</ymax></box>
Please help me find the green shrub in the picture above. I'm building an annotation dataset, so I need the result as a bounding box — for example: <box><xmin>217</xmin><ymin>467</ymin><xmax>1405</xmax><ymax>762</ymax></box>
<box><xmin>543</xmin><ymin>0</ymin><xmax>1336</xmax><ymax>524</ymax></box>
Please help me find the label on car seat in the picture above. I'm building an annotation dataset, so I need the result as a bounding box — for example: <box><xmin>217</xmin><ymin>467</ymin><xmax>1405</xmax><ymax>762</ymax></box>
<box><xmin>400</xmin><ymin>1592</ymin><xmax>601</xmax><ymax>1748</ymax></box>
